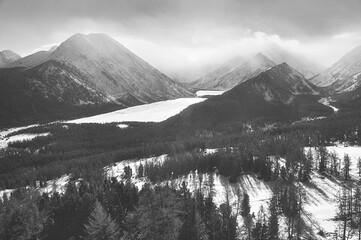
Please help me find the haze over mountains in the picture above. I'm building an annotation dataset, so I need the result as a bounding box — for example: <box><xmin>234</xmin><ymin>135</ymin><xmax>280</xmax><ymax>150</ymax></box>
<box><xmin>193</xmin><ymin>53</ymin><xmax>276</xmax><ymax>90</ymax></box>
<box><xmin>192</xmin><ymin>47</ymin><xmax>324</xmax><ymax>91</ymax></box>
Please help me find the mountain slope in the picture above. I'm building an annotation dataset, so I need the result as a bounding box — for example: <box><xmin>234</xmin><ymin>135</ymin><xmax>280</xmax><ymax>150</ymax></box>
<box><xmin>0</xmin><ymin>50</ymin><xmax>21</xmax><ymax>67</ymax></box>
<box><xmin>311</xmin><ymin>45</ymin><xmax>361</xmax><ymax>93</ymax></box>
<box><xmin>166</xmin><ymin>63</ymin><xmax>330</xmax><ymax>129</ymax></box>
<box><xmin>0</xmin><ymin>61</ymin><xmax>114</xmax><ymax>127</ymax></box>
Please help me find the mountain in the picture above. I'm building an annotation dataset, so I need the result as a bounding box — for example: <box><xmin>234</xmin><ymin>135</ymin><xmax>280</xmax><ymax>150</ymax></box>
<box><xmin>166</xmin><ymin>63</ymin><xmax>330</xmax><ymax>129</ymax></box>
<box><xmin>191</xmin><ymin>55</ymin><xmax>245</xmax><ymax>89</ymax></box>
<box><xmin>311</xmin><ymin>45</ymin><xmax>361</xmax><ymax>93</ymax></box>
<box><xmin>0</xmin><ymin>50</ymin><xmax>21</xmax><ymax>67</ymax></box>
<box><xmin>0</xmin><ymin>33</ymin><xmax>192</xmax><ymax>127</ymax></box>
<box><xmin>48</xmin><ymin>33</ymin><xmax>192</xmax><ymax>104</ymax></box>
<box><xmin>208</xmin><ymin>53</ymin><xmax>276</xmax><ymax>90</ymax></box>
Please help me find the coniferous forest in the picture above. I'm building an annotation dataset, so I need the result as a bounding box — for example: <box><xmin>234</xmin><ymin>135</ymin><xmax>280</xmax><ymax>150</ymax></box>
<box><xmin>1</xmin><ymin>109</ymin><xmax>361</xmax><ymax>239</ymax></box>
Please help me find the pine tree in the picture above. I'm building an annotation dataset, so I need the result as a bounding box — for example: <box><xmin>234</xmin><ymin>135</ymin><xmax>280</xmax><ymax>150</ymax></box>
<box><xmin>252</xmin><ymin>206</ymin><xmax>268</xmax><ymax>240</ymax></box>
<box><xmin>318</xmin><ymin>146</ymin><xmax>328</xmax><ymax>173</ymax></box>
<box><xmin>138</xmin><ymin>163</ymin><xmax>144</xmax><ymax>178</ymax></box>
<box><xmin>268</xmin><ymin>195</ymin><xmax>279</xmax><ymax>240</ymax></box>
<box><xmin>84</xmin><ymin>200</ymin><xmax>120</xmax><ymax>240</ymax></box>
<box><xmin>306</xmin><ymin>148</ymin><xmax>314</xmax><ymax>170</ymax></box>
<box><xmin>357</xmin><ymin>158</ymin><xmax>361</xmax><ymax>182</ymax></box>
<box><xmin>329</xmin><ymin>151</ymin><xmax>340</xmax><ymax>176</ymax></box>
<box><xmin>241</xmin><ymin>193</ymin><xmax>250</xmax><ymax>217</ymax></box>
<box><xmin>343</xmin><ymin>154</ymin><xmax>351</xmax><ymax>181</ymax></box>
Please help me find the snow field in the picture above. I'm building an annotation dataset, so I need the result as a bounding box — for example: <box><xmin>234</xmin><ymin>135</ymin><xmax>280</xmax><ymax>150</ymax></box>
<box><xmin>68</xmin><ymin>98</ymin><xmax>206</xmax><ymax>124</ymax></box>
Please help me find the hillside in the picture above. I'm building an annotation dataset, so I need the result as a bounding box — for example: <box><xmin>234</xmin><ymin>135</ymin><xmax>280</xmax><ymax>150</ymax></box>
<box><xmin>311</xmin><ymin>45</ymin><xmax>361</xmax><ymax>92</ymax></box>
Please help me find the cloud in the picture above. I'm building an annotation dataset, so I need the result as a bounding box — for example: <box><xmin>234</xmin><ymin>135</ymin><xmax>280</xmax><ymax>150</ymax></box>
<box><xmin>1</xmin><ymin>0</ymin><xmax>361</xmax><ymax>80</ymax></box>
<box><xmin>334</xmin><ymin>32</ymin><xmax>361</xmax><ymax>40</ymax></box>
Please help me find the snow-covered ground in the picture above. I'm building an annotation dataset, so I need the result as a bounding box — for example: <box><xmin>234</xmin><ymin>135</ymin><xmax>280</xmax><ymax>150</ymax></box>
<box><xmin>0</xmin><ymin>174</ymin><xmax>70</xmax><ymax>200</ymax></box>
<box><xmin>305</xmin><ymin>145</ymin><xmax>361</xmax><ymax>179</ymax></box>
<box><xmin>3</xmin><ymin>145</ymin><xmax>360</xmax><ymax>238</ymax></box>
<box><xmin>68</xmin><ymin>98</ymin><xmax>206</xmax><ymax>124</ymax></box>
<box><xmin>292</xmin><ymin>116</ymin><xmax>327</xmax><ymax>125</ymax></box>
<box><xmin>319</xmin><ymin>97</ymin><xmax>339</xmax><ymax>113</ymax></box>
<box><xmin>0</xmin><ymin>124</ymin><xmax>46</xmax><ymax>149</ymax></box>
<box><xmin>105</xmin><ymin>155</ymin><xmax>168</xmax><ymax>189</ymax></box>
<box><xmin>196</xmin><ymin>90</ymin><xmax>225</xmax><ymax>97</ymax></box>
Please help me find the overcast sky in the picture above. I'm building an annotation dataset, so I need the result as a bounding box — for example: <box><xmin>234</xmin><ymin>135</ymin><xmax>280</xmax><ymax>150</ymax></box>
<box><xmin>1</xmin><ymin>0</ymin><xmax>361</xmax><ymax>80</ymax></box>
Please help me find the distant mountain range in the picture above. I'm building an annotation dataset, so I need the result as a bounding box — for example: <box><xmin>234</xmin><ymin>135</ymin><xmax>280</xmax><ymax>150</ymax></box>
<box><xmin>0</xmin><ymin>50</ymin><xmax>21</xmax><ymax>67</ymax></box>
<box><xmin>191</xmin><ymin>47</ymin><xmax>323</xmax><ymax>91</ymax></box>
<box><xmin>0</xmin><ymin>33</ymin><xmax>192</xmax><ymax>127</ymax></box>
<box><xmin>1</xmin><ymin>33</ymin><xmax>360</xmax><ymax>128</ymax></box>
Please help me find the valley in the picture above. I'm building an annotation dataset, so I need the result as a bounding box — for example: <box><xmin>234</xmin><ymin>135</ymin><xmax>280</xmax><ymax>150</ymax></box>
<box><xmin>1</xmin><ymin>26</ymin><xmax>361</xmax><ymax>240</ymax></box>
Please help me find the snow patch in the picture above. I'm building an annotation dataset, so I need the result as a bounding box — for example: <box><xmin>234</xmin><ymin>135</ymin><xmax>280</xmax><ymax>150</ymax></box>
<box><xmin>105</xmin><ymin>155</ymin><xmax>168</xmax><ymax>189</ymax></box>
<box><xmin>319</xmin><ymin>97</ymin><xmax>339</xmax><ymax>113</ymax></box>
<box><xmin>196</xmin><ymin>90</ymin><xmax>225</xmax><ymax>97</ymax></box>
<box><xmin>0</xmin><ymin>174</ymin><xmax>71</xmax><ymax>201</ymax></box>
<box><xmin>117</xmin><ymin>124</ymin><xmax>129</xmax><ymax>129</ymax></box>
<box><xmin>0</xmin><ymin>124</ymin><xmax>41</xmax><ymax>149</ymax></box>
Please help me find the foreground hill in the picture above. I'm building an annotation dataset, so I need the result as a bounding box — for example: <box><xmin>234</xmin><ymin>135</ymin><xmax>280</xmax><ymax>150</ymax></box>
<box><xmin>167</xmin><ymin>63</ymin><xmax>331</xmax><ymax>129</ymax></box>
<box><xmin>0</xmin><ymin>33</ymin><xmax>192</xmax><ymax>127</ymax></box>
<box><xmin>0</xmin><ymin>50</ymin><xmax>21</xmax><ymax>67</ymax></box>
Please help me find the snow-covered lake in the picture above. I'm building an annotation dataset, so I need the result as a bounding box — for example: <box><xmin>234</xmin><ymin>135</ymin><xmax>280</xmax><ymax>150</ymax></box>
<box><xmin>68</xmin><ymin>97</ymin><xmax>206</xmax><ymax>124</ymax></box>
<box><xmin>196</xmin><ymin>90</ymin><xmax>225</xmax><ymax>97</ymax></box>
